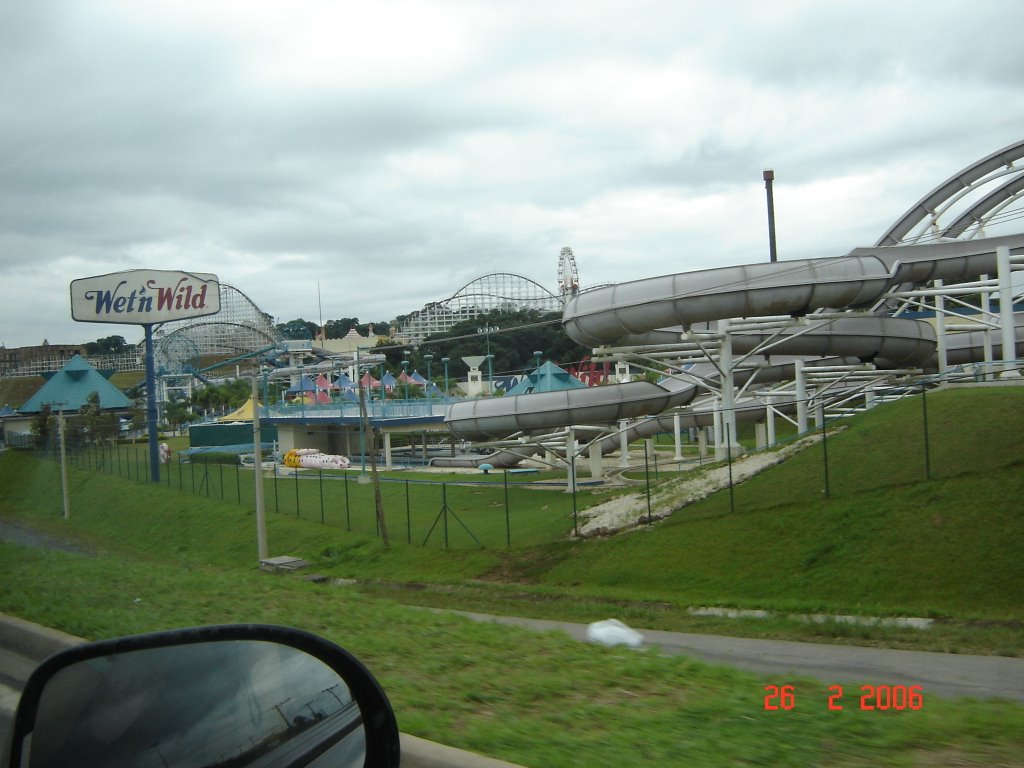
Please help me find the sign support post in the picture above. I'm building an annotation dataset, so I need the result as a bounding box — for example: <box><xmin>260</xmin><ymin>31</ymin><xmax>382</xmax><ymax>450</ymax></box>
<box><xmin>144</xmin><ymin>324</ymin><xmax>160</xmax><ymax>483</ymax></box>
<box><xmin>69</xmin><ymin>269</ymin><xmax>222</xmax><ymax>485</ymax></box>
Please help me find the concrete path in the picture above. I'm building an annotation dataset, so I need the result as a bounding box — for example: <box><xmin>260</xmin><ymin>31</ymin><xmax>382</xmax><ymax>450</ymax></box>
<box><xmin>449</xmin><ymin>611</ymin><xmax>1024</xmax><ymax>702</ymax></box>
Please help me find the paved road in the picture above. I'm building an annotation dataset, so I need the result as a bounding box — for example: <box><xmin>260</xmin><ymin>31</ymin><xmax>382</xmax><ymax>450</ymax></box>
<box><xmin>3</xmin><ymin>516</ymin><xmax>1023</xmax><ymax>757</ymax></box>
<box><xmin>449</xmin><ymin>611</ymin><xmax>1024</xmax><ymax>702</ymax></box>
<box><xmin>3</xmin><ymin>613</ymin><xmax>1023</xmax><ymax>766</ymax></box>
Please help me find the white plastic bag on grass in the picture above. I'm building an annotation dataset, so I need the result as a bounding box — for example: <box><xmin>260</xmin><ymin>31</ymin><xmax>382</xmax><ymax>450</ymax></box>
<box><xmin>586</xmin><ymin>619</ymin><xmax>644</xmax><ymax>648</ymax></box>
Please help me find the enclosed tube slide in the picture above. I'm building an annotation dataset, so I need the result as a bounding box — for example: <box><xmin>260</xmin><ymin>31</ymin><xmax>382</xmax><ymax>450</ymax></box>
<box><xmin>438</xmin><ymin>234</ymin><xmax>1024</xmax><ymax>465</ymax></box>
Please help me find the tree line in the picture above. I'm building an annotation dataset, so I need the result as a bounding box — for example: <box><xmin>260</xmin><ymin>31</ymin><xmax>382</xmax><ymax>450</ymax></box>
<box><xmin>275</xmin><ymin>309</ymin><xmax>591</xmax><ymax>382</ymax></box>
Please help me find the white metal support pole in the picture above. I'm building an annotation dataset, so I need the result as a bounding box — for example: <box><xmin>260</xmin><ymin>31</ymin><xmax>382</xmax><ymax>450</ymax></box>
<box><xmin>565</xmin><ymin>427</ymin><xmax>577</xmax><ymax>494</ymax></box>
<box><xmin>712</xmin><ymin>397</ymin><xmax>723</xmax><ymax>461</ymax></box>
<box><xmin>718</xmin><ymin>319</ymin><xmax>739</xmax><ymax>454</ymax></box>
<box><xmin>252</xmin><ymin>375</ymin><xmax>268</xmax><ymax>562</ymax></box>
<box><xmin>618</xmin><ymin>419</ymin><xmax>630</xmax><ymax>468</ymax></box>
<box><xmin>981</xmin><ymin>274</ymin><xmax>994</xmax><ymax>380</ymax></box>
<box><xmin>672</xmin><ymin>412</ymin><xmax>683</xmax><ymax>461</ymax></box>
<box><xmin>383</xmin><ymin>431</ymin><xmax>393</xmax><ymax>469</ymax></box>
<box><xmin>997</xmin><ymin>246</ymin><xmax>1019</xmax><ymax>377</ymax></box>
<box><xmin>795</xmin><ymin>360</ymin><xmax>808</xmax><ymax>434</ymax></box>
<box><xmin>934</xmin><ymin>278</ymin><xmax>948</xmax><ymax>374</ymax></box>
<box><xmin>589</xmin><ymin>439</ymin><xmax>603</xmax><ymax>480</ymax></box>
<box><xmin>765</xmin><ymin>391</ymin><xmax>776</xmax><ymax>447</ymax></box>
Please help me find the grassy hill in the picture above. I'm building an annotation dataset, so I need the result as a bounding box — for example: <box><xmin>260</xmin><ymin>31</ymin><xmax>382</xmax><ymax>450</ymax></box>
<box><xmin>1</xmin><ymin>385</ymin><xmax>1021</xmax><ymax>646</ymax></box>
<box><xmin>0</xmin><ymin>370</ymin><xmax>143</xmax><ymax>409</ymax></box>
<box><xmin>1</xmin><ymin>384</ymin><xmax>1023</xmax><ymax>766</ymax></box>
<box><xmin>534</xmin><ymin>386</ymin><xmax>1024</xmax><ymax>617</ymax></box>
<box><xmin>0</xmin><ymin>376</ymin><xmax>44</xmax><ymax>409</ymax></box>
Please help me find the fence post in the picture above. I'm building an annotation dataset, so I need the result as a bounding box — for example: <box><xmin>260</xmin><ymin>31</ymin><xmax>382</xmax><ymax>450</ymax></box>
<box><xmin>294</xmin><ymin>467</ymin><xmax>300</xmax><ymax>518</ymax></box>
<box><xmin>726</xmin><ymin>423</ymin><xmax>735</xmax><ymax>514</ymax></box>
<box><xmin>344</xmin><ymin>472</ymin><xmax>351</xmax><ymax>531</ymax></box>
<box><xmin>319</xmin><ymin>470</ymin><xmax>325</xmax><ymax>524</ymax></box>
<box><xmin>504</xmin><ymin>470</ymin><xmax>511</xmax><ymax>547</ymax></box>
<box><xmin>644</xmin><ymin>441</ymin><xmax>653</xmax><ymax>525</ymax></box>
<box><xmin>571</xmin><ymin>453</ymin><xmax>578</xmax><ymax>536</ymax></box>
<box><xmin>405</xmin><ymin>479</ymin><xmax>411</xmax><ymax>545</ymax></box>
<box><xmin>921</xmin><ymin>382</ymin><xmax>932</xmax><ymax>480</ymax></box>
<box><xmin>820</xmin><ymin>410</ymin><xmax>831</xmax><ymax>498</ymax></box>
<box><xmin>442</xmin><ymin>483</ymin><xmax>449</xmax><ymax>549</ymax></box>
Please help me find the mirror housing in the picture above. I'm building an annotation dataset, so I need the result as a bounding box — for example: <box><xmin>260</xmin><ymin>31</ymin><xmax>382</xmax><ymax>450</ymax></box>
<box><xmin>8</xmin><ymin>624</ymin><xmax>400</xmax><ymax>767</ymax></box>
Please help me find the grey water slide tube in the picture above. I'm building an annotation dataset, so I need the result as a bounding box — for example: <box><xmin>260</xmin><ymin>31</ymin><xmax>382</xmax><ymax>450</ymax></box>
<box><xmin>437</xmin><ymin>234</ymin><xmax>1024</xmax><ymax>465</ymax></box>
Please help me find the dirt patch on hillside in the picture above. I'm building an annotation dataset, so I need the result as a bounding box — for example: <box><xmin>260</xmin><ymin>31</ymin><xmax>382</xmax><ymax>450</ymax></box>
<box><xmin>578</xmin><ymin>433</ymin><xmax>827</xmax><ymax>537</ymax></box>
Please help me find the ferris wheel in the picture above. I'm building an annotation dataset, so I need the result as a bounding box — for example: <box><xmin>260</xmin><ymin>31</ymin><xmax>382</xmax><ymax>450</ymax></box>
<box><xmin>558</xmin><ymin>246</ymin><xmax>579</xmax><ymax>296</ymax></box>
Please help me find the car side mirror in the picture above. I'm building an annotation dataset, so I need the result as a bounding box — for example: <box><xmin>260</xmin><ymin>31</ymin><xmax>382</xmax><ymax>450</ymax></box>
<box><xmin>8</xmin><ymin>624</ymin><xmax>400</xmax><ymax>767</ymax></box>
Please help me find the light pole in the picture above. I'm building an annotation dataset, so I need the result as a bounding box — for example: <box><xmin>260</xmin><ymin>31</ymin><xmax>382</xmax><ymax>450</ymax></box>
<box><xmin>401</xmin><ymin>359</ymin><xmax>409</xmax><ymax>400</ymax></box>
<box><xmin>380</xmin><ymin>362</ymin><xmax>386</xmax><ymax>403</ymax></box>
<box><xmin>477</xmin><ymin>325</ymin><xmax>499</xmax><ymax>393</ymax></box>
<box><xmin>424</xmin><ymin>354</ymin><xmax>433</xmax><ymax>414</ymax></box>
<box><xmin>441</xmin><ymin>357</ymin><xmax>450</xmax><ymax>397</ymax></box>
<box><xmin>53</xmin><ymin>403</ymin><xmax>70</xmax><ymax>520</ymax></box>
<box><xmin>763</xmin><ymin>169</ymin><xmax>778</xmax><ymax>263</ymax></box>
<box><xmin>356</xmin><ymin>347</ymin><xmax>367</xmax><ymax>473</ymax></box>
<box><xmin>534</xmin><ymin>350</ymin><xmax>542</xmax><ymax>370</ymax></box>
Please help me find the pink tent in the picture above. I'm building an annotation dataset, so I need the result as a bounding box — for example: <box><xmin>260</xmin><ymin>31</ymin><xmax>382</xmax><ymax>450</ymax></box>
<box><xmin>359</xmin><ymin>371</ymin><xmax>380</xmax><ymax>388</ymax></box>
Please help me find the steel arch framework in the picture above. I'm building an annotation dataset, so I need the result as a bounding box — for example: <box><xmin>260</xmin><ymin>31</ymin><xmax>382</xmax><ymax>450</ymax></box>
<box><xmin>152</xmin><ymin>282</ymin><xmax>280</xmax><ymax>372</ymax></box>
<box><xmin>877</xmin><ymin>138</ymin><xmax>1024</xmax><ymax>245</ymax></box>
<box><xmin>400</xmin><ymin>272</ymin><xmax>563</xmax><ymax>343</ymax></box>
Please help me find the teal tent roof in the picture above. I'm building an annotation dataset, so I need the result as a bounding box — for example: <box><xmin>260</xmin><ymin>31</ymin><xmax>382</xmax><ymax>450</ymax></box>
<box><xmin>18</xmin><ymin>355</ymin><xmax>132</xmax><ymax>414</ymax></box>
<box><xmin>506</xmin><ymin>361</ymin><xmax>587</xmax><ymax>395</ymax></box>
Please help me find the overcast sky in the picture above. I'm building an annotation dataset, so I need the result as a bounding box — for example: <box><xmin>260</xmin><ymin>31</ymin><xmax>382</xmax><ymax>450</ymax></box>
<box><xmin>2</xmin><ymin>0</ymin><xmax>1024</xmax><ymax>349</ymax></box>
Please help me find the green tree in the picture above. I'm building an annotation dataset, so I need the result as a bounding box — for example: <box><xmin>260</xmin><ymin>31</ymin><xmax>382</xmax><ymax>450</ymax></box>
<box><xmin>276</xmin><ymin>318</ymin><xmax>319</xmax><ymax>340</ymax></box>
<box><xmin>324</xmin><ymin>318</ymin><xmax>390</xmax><ymax>339</ymax></box>
<box><xmin>162</xmin><ymin>392</ymin><xmax>194</xmax><ymax>435</ymax></box>
<box><xmin>417</xmin><ymin>309</ymin><xmax>589</xmax><ymax>382</ymax></box>
<box><xmin>30</xmin><ymin>404</ymin><xmax>53</xmax><ymax>450</ymax></box>
<box><xmin>84</xmin><ymin>335</ymin><xmax>130</xmax><ymax>355</ymax></box>
<box><xmin>129</xmin><ymin>400</ymin><xmax>148</xmax><ymax>437</ymax></box>
<box><xmin>324</xmin><ymin>318</ymin><xmax>360</xmax><ymax>339</ymax></box>
<box><xmin>68</xmin><ymin>391</ymin><xmax>120</xmax><ymax>444</ymax></box>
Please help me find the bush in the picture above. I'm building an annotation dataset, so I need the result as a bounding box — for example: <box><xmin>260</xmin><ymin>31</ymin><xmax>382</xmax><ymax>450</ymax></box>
<box><xmin>187</xmin><ymin>451</ymin><xmax>241</xmax><ymax>466</ymax></box>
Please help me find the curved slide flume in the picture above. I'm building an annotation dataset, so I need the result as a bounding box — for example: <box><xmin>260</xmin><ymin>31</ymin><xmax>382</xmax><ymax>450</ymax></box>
<box><xmin>441</xmin><ymin>234</ymin><xmax>1024</xmax><ymax>465</ymax></box>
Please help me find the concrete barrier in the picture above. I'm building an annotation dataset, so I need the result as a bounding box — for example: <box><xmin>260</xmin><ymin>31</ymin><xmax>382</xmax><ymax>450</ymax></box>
<box><xmin>0</xmin><ymin>613</ymin><xmax>527</xmax><ymax>768</ymax></box>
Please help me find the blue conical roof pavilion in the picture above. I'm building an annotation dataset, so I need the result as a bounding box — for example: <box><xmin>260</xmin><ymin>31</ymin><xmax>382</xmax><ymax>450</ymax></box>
<box><xmin>18</xmin><ymin>355</ymin><xmax>132</xmax><ymax>413</ymax></box>
<box><xmin>505</xmin><ymin>361</ymin><xmax>587</xmax><ymax>395</ymax></box>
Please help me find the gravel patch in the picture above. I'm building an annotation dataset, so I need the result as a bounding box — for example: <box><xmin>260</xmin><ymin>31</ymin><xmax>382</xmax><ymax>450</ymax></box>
<box><xmin>0</xmin><ymin>519</ymin><xmax>93</xmax><ymax>556</ymax></box>
<box><xmin>578</xmin><ymin>433</ymin><xmax>826</xmax><ymax>537</ymax></box>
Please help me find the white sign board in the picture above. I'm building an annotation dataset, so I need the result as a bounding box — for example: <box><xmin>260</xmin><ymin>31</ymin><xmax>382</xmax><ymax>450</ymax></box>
<box><xmin>70</xmin><ymin>270</ymin><xmax>221</xmax><ymax>325</ymax></box>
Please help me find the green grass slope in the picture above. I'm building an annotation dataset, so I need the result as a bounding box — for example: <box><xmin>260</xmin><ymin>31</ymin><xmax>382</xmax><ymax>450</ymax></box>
<box><xmin>2</xmin><ymin>387</ymin><xmax>1024</xmax><ymax>765</ymax></box>
<box><xmin>535</xmin><ymin>387</ymin><xmax>1024</xmax><ymax>619</ymax></box>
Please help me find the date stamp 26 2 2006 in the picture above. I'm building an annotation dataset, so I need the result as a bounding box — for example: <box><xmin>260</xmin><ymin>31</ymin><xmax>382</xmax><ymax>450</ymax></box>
<box><xmin>763</xmin><ymin>684</ymin><xmax>924</xmax><ymax>712</ymax></box>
